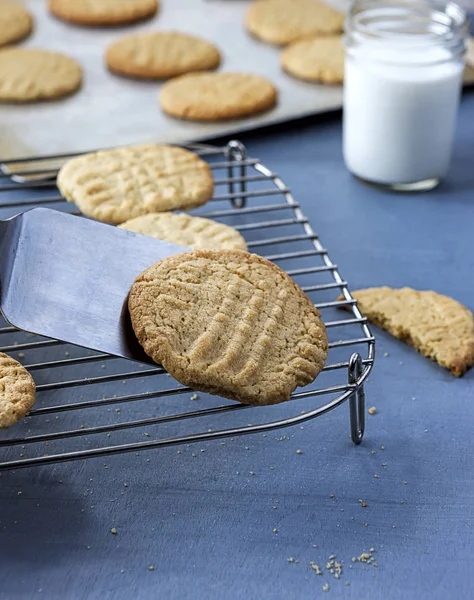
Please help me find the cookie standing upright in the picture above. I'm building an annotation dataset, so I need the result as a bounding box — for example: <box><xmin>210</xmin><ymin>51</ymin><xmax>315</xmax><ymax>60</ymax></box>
<box><xmin>160</xmin><ymin>72</ymin><xmax>277</xmax><ymax>121</ymax></box>
<box><xmin>246</xmin><ymin>0</ymin><xmax>344</xmax><ymax>45</ymax></box>
<box><xmin>129</xmin><ymin>249</ymin><xmax>328</xmax><ymax>406</ymax></box>
<box><xmin>106</xmin><ymin>32</ymin><xmax>221</xmax><ymax>79</ymax></box>
<box><xmin>0</xmin><ymin>352</ymin><xmax>36</xmax><ymax>429</ymax></box>
<box><xmin>119</xmin><ymin>212</ymin><xmax>248</xmax><ymax>251</ymax></box>
<box><xmin>49</xmin><ymin>0</ymin><xmax>159</xmax><ymax>26</ymax></box>
<box><xmin>282</xmin><ymin>35</ymin><xmax>344</xmax><ymax>84</ymax></box>
<box><xmin>346</xmin><ymin>287</ymin><xmax>474</xmax><ymax>376</ymax></box>
<box><xmin>0</xmin><ymin>48</ymin><xmax>82</xmax><ymax>102</ymax></box>
<box><xmin>57</xmin><ymin>145</ymin><xmax>214</xmax><ymax>224</ymax></box>
<box><xmin>0</xmin><ymin>0</ymin><xmax>33</xmax><ymax>47</ymax></box>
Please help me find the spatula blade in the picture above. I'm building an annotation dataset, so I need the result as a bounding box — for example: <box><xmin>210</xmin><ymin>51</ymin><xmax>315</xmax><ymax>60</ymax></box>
<box><xmin>0</xmin><ymin>208</ymin><xmax>187</xmax><ymax>362</ymax></box>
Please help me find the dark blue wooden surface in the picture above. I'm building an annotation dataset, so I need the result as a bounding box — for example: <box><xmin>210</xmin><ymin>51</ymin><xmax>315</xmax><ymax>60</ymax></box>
<box><xmin>0</xmin><ymin>92</ymin><xmax>473</xmax><ymax>599</ymax></box>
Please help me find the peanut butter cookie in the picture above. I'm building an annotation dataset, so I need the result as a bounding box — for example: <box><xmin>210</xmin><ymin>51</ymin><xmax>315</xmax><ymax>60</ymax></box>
<box><xmin>0</xmin><ymin>0</ymin><xmax>33</xmax><ymax>47</ymax></box>
<box><xmin>106</xmin><ymin>31</ymin><xmax>220</xmax><ymax>79</ymax></box>
<box><xmin>57</xmin><ymin>145</ymin><xmax>214</xmax><ymax>224</ymax></box>
<box><xmin>346</xmin><ymin>287</ymin><xmax>474</xmax><ymax>376</ymax></box>
<box><xmin>246</xmin><ymin>0</ymin><xmax>344</xmax><ymax>46</ymax></box>
<box><xmin>0</xmin><ymin>48</ymin><xmax>82</xmax><ymax>102</ymax></box>
<box><xmin>119</xmin><ymin>212</ymin><xmax>247</xmax><ymax>251</ymax></box>
<box><xmin>129</xmin><ymin>250</ymin><xmax>328</xmax><ymax>405</ymax></box>
<box><xmin>160</xmin><ymin>72</ymin><xmax>277</xmax><ymax>121</ymax></box>
<box><xmin>49</xmin><ymin>0</ymin><xmax>158</xmax><ymax>26</ymax></box>
<box><xmin>282</xmin><ymin>35</ymin><xmax>344</xmax><ymax>84</ymax></box>
<box><xmin>0</xmin><ymin>352</ymin><xmax>36</xmax><ymax>429</ymax></box>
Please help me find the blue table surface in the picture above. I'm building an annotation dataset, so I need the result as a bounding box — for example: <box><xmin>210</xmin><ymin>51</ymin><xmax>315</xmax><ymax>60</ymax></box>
<box><xmin>1</xmin><ymin>91</ymin><xmax>473</xmax><ymax>600</ymax></box>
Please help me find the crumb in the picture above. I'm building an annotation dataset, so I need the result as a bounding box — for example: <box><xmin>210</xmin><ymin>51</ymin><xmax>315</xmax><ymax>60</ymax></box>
<box><xmin>382</xmin><ymin>463</ymin><xmax>387</xmax><ymax>468</ymax></box>
<box><xmin>371</xmin><ymin>450</ymin><xmax>377</xmax><ymax>454</ymax></box>
<box><xmin>383</xmin><ymin>352</ymin><xmax>389</xmax><ymax>357</ymax></box>
<box><xmin>403</xmin><ymin>481</ymin><xmax>408</xmax><ymax>485</ymax></box>
<box><xmin>296</xmin><ymin>449</ymin><xmax>302</xmax><ymax>454</ymax></box>
<box><xmin>345</xmin><ymin>581</ymin><xmax>350</xmax><ymax>586</ymax></box>
<box><xmin>177</xmin><ymin>451</ymin><xmax>181</xmax><ymax>454</ymax></box>
<box><xmin>249</xmin><ymin>471</ymin><xmax>255</xmax><ymax>476</ymax></box>
<box><xmin>310</xmin><ymin>561</ymin><xmax>322</xmax><ymax>575</ymax></box>
<box><xmin>368</xmin><ymin>407</ymin><xmax>376</xmax><ymax>415</ymax></box>
<box><xmin>190</xmin><ymin>393</ymin><xmax>198</xmax><ymax>401</ymax></box>
<box><xmin>380</xmin><ymin>445</ymin><xmax>385</xmax><ymax>450</ymax></box>
<box><xmin>329</xmin><ymin>494</ymin><xmax>334</xmax><ymax>498</ymax></box>
<box><xmin>287</xmin><ymin>557</ymin><xmax>297</xmax><ymax>563</ymax></box>
<box><xmin>148</xmin><ymin>565</ymin><xmax>155</xmax><ymax>571</ymax></box>
<box><xmin>124</xmin><ymin>483</ymin><xmax>128</xmax><ymax>487</ymax></box>
<box><xmin>272</xmin><ymin>528</ymin><xmax>278</xmax><ymax>533</ymax></box>
<box><xmin>111</xmin><ymin>528</ymin><xmax>117</xmax><ymax>535</ymax></box>
<box><xmin>358</xmin><ymin>499</ymin><xmax>368</xmax><ymax>507</ymax></box>
<box><xmin>374</xmin><ymin>474</ymin><xmax>379</xmax><ymax>478</ymax></box>
<box><xmin>322</xmin><ymin>583</ymin><xmax>330</xmax><ymax>592</ymax></box>
<box><xmin>370</xmin><ymin>548</ymin><xmax>375</xmax><ymax>552</ymax></box>
<box><xmin>18</xmin><ymin>352</ymin><xmax>24</xmax><ymax>358</ymax></box>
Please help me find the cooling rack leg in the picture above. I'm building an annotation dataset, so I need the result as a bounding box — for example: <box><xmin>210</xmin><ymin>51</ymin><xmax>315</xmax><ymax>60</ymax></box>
<box><xmin>348</xmin><ymin>353</ymin><xmax>365</xmax><ymax>444</ymax></box>
<box><xmin>226</xmin><ymin>141</ymin><xmax>247</xmax><ymax>209</ymax></box>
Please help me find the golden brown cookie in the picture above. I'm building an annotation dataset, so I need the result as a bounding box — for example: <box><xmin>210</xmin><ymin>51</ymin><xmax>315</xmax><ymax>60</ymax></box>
<box><xmin>129</xmin><ymin>249</ymin><xmax>328</xmax><ymax>406</ymax></box>
<box><xmin>345</xmin><ymin>287</ymin><xmax>474</xmax><ymax>376</ymax></box>
<box><xmin>119</xmin><ymin>212</ymin><xmax>247</xmax><ymax>251</ymax></box>
<box><xmin>160</xmin><ymin>72</ymin><xmax>277</xmax><ymax>121</ymax></box>
<box><xmin>49</xmin><ymin>0</ymin><xmax>158</xmax><ymax>26</ymax></box>
<box><xmin>0</xmin><ymin>0</ymin><xmax>33</xmax><ymax>47</ymax></box>
<box><xmin>282</xmin><ymin>35</ymin><xmax>344</xmax><ymax>83</ymax></box>
<box><xmin>57</xmin><ymin>145</ymin><xmax>214</xmax><ymax>224</ymax></box>
<box><xmin>246</xmin><ymin>0</ymin><xmax>344</xmax><ymax>46</ymax></box>
<box><xmin>463</xmin><ymin>64</ymin><xmax>474</xmax><ymax>87</ymax></box>
<box><xmin>0</xmin><ymin>352</ymin><xmax>36</xmax><ymax>429</ymax></box>
<box><xmin>0</xmin><ymin>48</ymin><xmax>82</xmax><ymax>102</ymax></box>
<box><xmin>106</xmin><ymin>31</ymin><xmax>221</xmax><ymax>79</ymax></box>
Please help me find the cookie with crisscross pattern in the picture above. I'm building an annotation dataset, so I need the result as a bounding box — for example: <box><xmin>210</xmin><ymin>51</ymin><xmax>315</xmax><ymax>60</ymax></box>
<box><xmin>57</xmin><ymin>145</ymin><xmax>214</xmax><ymax>224</ymax></box>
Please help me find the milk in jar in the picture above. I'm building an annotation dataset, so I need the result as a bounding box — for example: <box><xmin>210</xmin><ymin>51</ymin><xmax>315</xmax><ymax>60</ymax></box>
<box><xmin>343</xmin><ymin>0</ymin><xmax>468</xmax><ymax>191</ymax></box>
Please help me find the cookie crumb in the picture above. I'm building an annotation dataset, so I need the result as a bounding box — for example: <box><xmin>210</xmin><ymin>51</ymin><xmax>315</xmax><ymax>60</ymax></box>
<box><xmin>111</xmin><ymin>528</ymin><xmax>117</xmax><ymax>535</ymax></box>
<box><xmin>322</xmin><ymin>583</ymin><xmax>330</xmax><ymax>592</ymax></box>
<box><xmin>296</xmin><ymin>449</ymin><xmax>302</xmax><ymax>454</ymax></box>
<box><xmin>148</xmin><ymin>565</ymin><xmax>155</xmax><ymax>571</ymax></box>
<box><xmin>368</xmin><ymin>407</ymin><xmax>376</xmax><ymax>415</ymax></box>
<box><xmin>310</xmin><ymin>561</ymin><xmax>322</xmax><ymax>575</ymax></box>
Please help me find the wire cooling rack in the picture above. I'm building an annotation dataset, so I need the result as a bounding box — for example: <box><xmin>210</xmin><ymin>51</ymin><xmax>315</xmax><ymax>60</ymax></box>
<box><xmin>0</xmin><ymin>141</ymin><xmax>374</xmax><ymax>471</ymax></box>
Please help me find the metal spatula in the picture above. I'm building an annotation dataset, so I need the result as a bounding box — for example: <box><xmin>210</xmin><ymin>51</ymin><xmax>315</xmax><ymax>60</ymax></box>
<box><xmin>0</xmin><ymin>208</ymin><xmax>187</xmax><ymax>363</ymax></box>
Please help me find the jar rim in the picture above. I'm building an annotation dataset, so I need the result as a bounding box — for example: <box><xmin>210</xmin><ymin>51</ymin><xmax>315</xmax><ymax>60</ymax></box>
<box><xmin>345</xmin><ymin>0</ymin><xmax>468</xmax><ymax>61</ymax></box>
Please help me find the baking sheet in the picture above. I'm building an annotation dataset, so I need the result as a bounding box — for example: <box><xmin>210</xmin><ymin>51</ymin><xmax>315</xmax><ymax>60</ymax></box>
<box><xmin>0</xmin><ymin>0</ymin><xmax>350</xmax><ymax>159</ymax></box>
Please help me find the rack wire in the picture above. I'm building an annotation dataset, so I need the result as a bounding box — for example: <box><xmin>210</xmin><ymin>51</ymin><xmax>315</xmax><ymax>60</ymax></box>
<box><xmin>0</xmin><ymin>140</ymin><xmax>374</xmax><ymax>471</ymax></box>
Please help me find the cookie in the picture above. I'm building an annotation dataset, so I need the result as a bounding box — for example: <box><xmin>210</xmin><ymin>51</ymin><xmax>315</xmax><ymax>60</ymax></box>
<box><xmin>0</xmin><ymin>48</ymin><xmax>82</xmax><ymax>102</ymax></box>
<box><xmin>160</xmin><ymin>72</ymin><xmax>277</xmax><ymax>121</ymax></box>
<box><xmin>463</xmin><ymin>64</ymin><xmax>474</xmax><ymax>87</ymax></box>
<box><xmin>0</xmin><ymin>0</ymin><xmax>33</xmax><ymax>47</ymax></box>
<box><xmin>57</xmin><ymin>145</ymin><xmax>214</xmax><ymax>224</ymax></box>
<box><xmin>282</xmin><ymin>35</ymin><xmax>344</xmax><ymax>84</ymax></box>
<box><xmin>246</xmin><ymin>0</ymin><xmax>344</xmax><ymax>46</ymax></box>
<box><xmin>119</xmin><ymin>212</ymin><xmax>247</xmax><ymax>251</ymax></box>
<box><xmin>345</xmin><ymin>287</ymin><xmax>474</xmax><ymax>376</ymax></box>
<box><xmin>0</xmin><ymin>352</ymin><xmax>36</xmax><ymax>429</ymax></box>
<box><xmin>49</xmin><ymin>0</ymin><xmax>158</xmax><ymax>26</ymax></box>
<box><xmin>106</xmin><ymin>31</ymin><xmax>221</xmax><ymax>79</ymax></box>
<box><xmin>129</xmin><ymin>249</ymin><xmax>328</xmax><ymax>406</ymax></box>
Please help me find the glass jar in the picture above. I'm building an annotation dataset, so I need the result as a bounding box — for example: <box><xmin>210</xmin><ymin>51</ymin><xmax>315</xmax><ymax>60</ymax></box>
<box><xmin>343</xmin><ymin>0</ymin><xmax>468</xmax><ymax>191</ymax></box>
